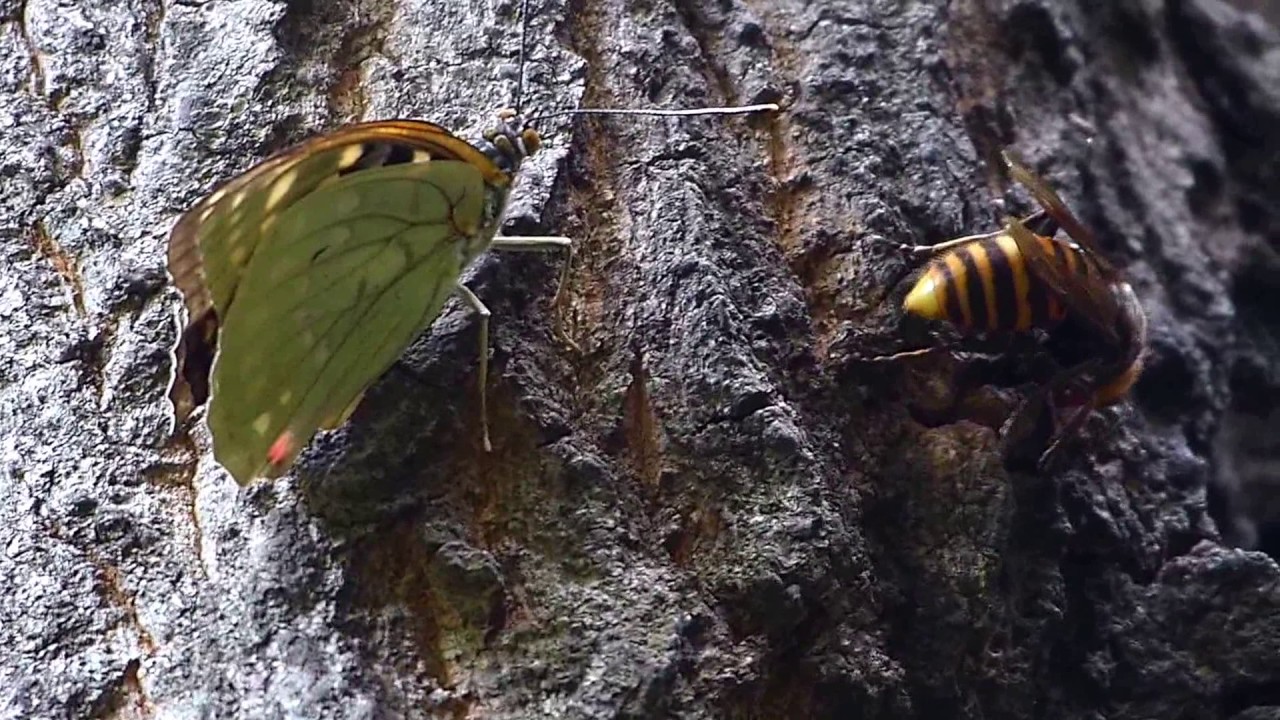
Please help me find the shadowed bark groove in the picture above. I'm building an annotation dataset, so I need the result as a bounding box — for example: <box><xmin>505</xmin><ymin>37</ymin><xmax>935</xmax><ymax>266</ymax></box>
<box><xmin>3</xmin><ymin>0</ymin><xmax>1280</xmax><ymax>718</ymax></box>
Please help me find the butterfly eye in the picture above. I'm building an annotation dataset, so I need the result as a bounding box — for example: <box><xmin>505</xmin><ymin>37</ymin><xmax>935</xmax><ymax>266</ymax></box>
<box><xmin>522</xmin><ymin>128</ymin><xmax>541</xmax><ymax>155</ymax></box>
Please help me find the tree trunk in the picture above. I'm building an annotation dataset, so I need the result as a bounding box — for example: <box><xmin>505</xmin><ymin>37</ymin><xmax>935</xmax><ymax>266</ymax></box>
<box><xmin>3</xmin><ymin>0</ymin><xmax>1280</xmax><ymax>717</ymax></box>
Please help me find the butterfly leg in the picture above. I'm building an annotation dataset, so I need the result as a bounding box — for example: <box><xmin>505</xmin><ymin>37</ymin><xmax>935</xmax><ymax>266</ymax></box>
<box><xmin>490</xmin><ymin>235</ymin><xmax>578</xmax><ymax>350</ymax></box>
<box><xmin>454</xmin><ymin>283</ymin><xmax>494</xmax><ymax>453</ymax></box>
<box><xmin>490</xmin><ymin>235</ymin><xmax>573</xmax><ymax>303</ymax></box>
<box><xmin>488</xmin><ymin>235</ymin><xmax>572</xmax><ymax>249</ymax></box>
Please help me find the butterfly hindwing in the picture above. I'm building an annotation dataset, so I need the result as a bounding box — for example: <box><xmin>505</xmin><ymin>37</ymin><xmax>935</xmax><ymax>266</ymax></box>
<box><xmin>205</xmin><ymin>157</ymin><xmax>494</xmax><ymax>482</ymax></box>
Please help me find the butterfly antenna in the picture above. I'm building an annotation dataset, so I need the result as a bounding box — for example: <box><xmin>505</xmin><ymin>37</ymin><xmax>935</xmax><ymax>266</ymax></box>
<box><xmin>529</xmin><ymin>103</ymin><xmax>780</xmax><ymax>122</ymax></box>
<box><xmin>515</xmin><ymin>0</ymin><xmax>530</xmax><ymax>115</ymax></box>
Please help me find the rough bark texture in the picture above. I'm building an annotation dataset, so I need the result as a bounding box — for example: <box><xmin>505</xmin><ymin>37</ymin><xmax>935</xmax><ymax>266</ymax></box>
<box><xmin>3</xmin><ymin>0</ymin><xmax>1280</xmax><ymax>718</ymax></box>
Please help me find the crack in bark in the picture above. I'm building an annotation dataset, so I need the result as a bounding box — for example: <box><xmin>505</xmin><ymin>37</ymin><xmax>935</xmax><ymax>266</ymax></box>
<box><xmin>15</xmin><ymin>0</ymin><xmax>47</xmax><ymax>100</ymax></box>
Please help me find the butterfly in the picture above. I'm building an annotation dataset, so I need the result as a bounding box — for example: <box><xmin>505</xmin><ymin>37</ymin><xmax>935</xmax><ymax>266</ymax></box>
<box><xmin>166</xmin><ymin>111</ymin><xmax>571</xmax><ymax>484</ymax></box>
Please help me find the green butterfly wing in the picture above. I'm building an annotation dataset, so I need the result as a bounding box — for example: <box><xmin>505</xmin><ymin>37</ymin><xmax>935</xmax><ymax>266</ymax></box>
<box><xmin>166</xmin><ymin>147</ymin><xmax>376</xmax><ymax>427</ymax></box>
<box><xmin>207</xmin><ymin>159</ymin><xmax>494</xmax><ymax>483</ymax></box>
<box><xmin>166</xmin><ymin>120</ymin><xmax>525</xmax><ymax>485</ymax></box>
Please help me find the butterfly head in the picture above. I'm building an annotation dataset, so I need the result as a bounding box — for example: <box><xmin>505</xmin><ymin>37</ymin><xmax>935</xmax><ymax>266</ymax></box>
<box><xmin>478</xmin><ymin>108</ymin><xmax>542</xmax><ymax>175</ymax></box>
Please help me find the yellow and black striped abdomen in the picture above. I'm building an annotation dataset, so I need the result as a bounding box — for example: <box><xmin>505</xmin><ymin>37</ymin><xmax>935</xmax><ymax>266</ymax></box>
<box><xmin>904</xmin><ymin>231</ymin><xmax>1072</xmax><ymax>332</ymax></box>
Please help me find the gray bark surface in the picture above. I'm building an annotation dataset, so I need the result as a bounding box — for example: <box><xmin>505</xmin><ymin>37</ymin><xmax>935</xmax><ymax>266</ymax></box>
<box><xmin>3</xmin><ymin>0</ymin><xmax>1279</xmax><ymax>718</ymax></box>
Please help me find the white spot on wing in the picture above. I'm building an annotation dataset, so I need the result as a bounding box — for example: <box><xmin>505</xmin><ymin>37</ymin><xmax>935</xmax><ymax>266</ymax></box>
<box><xmin>253</xmin><ymin>413</ymin><xmax>272</xmax><ymax>435</ymax></box>
<box><xmin>337</xmin><ymin>145</ymin><xmax>364</xmax><ymax>169</ymax></box>
<box><xmin>265</xmin><ymin>172</ymin><xmax>298</xmax><ymax>210</ymax></box>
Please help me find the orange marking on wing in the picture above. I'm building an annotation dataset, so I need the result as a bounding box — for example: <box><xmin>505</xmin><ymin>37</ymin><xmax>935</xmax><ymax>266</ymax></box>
<box><xmin>267</xmin><ymin>431</ymin><xmax>298</xmax><ymax>468</ymax></box>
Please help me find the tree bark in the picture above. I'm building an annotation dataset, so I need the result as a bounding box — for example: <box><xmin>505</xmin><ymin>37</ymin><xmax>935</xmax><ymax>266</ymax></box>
<box><xmin>3</xmin><ymin>0</ymin><xmax>1280</xmax><ymax>718</ymax></box>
